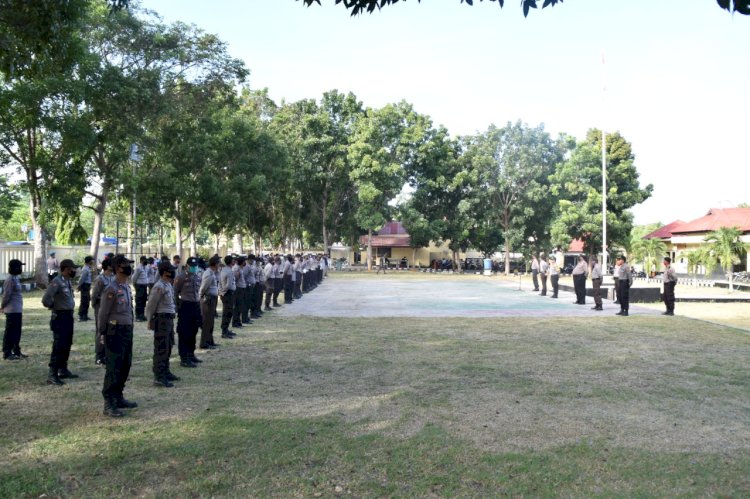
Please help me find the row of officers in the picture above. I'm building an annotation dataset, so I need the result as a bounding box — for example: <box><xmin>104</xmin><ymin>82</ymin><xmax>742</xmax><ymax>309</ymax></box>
<box><xmin>2</xmin><ymin>253</ymin><xmax>327</xmax><ymax>418</ymax></box>
<box><xmin>529</xmin><ymin>254</ymin><xmax>678</xmax><ymax>316</ymax></box>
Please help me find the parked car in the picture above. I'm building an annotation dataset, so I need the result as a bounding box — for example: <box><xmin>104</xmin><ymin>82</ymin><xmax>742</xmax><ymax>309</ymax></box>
<box><xmin>561</xmin><ymin>264</ymin><xmax>574</xmax><ymax>275</ymax></box>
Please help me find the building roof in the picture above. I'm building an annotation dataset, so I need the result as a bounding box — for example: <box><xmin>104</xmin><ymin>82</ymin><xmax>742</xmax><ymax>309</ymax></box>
<box><xmin>643</xmin><ymin>220</ymin><xmax>686</xmax><ymax>240</ymax></box>
<box><xmin>671</xmin><ymin>208</ymin><xmax>750</xmax><ymax>234</ymax></box>
<box><xmin>358</xmin><ymin>221</ymin><xmax>412</xmax><ymax>248</ymax></box>
<box><xmin>567</xmin><ymin>239</ymin><xmax>584</xmax><ymax>253</ymax></box>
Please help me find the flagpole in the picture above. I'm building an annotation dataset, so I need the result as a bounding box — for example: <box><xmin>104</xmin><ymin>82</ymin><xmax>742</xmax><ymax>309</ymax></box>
<box><xmin>601</xmin><ymin>51</ymin><xmax>608</xmax><ymax>274</ymax></box>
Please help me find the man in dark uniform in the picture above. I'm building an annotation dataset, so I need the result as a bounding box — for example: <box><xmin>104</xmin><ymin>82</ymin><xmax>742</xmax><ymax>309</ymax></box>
<box><xmin>219</xmin><ymin>255</ymin><xmax>236</xmax><ymax>338</ymax></box>
<box><xmin>98</xmin><ymin>255</ymin><xmax>138</xmax><ymax>416</ymax></box>
<box><xmin>615</xmin><ymin>255</ymin><xmax>632</xmax><ymax>316</ymax></box>
<box><xmin>42</xmin><ymin>259</ymin><xmax>78</xmax><ymax>385</ymax></box>
<box><xmin>571</xmin><ymin>255</ymin><xmax>588</xmax><ymax>305</ymax></box>
<box><xmin>145</xmin><ymin>261</ymin><xmax>179</xmax><ymax>387</ymax></box>
<box><xmin>662</xmin><ymin>257</ymin><xmax>677</xmax><ymax>316</ymax></box>
<box><xmin>132</xmin><ymin>256</ymin><xmax>150</xmax><ymax>321</ymax></box>
<box><xmin>77</xmin><ymin>255</ymin><xmax>95</xmax><ymax>321</ymax></box>
<box><xmin>91</xmin><ymin>259</ymin><xmax>114</xmax><ymax>365</ymax></box>
<box><xmin>174</xmin><ymin>256</ymin><xmax>203</xmax><ymax>367</ymax></box>
<box><xmin>2</xmin><ymin>259</ymin><xmax>26</xmax><ymax>360</ymax></box>
<box><xmin>199</xmin><ymin>256</ymin><xmax>220</xmax><ymax>349</ymax></box>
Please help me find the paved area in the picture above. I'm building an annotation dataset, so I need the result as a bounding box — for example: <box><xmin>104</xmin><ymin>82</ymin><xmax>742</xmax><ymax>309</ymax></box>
<box><xmin>275</xmin><ymin>277</ymin><xmax>661</xmax><ymax>318</ymax></box>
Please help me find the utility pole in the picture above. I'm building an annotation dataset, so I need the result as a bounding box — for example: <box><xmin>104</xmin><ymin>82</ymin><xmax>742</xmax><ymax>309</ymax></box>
<box><xmin>601</xmin><ymin>51</ymin><xmax>608</xmax><ymax>273</ymax></box>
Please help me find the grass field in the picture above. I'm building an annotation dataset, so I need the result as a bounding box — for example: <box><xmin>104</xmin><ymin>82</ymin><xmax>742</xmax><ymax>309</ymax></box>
<box><xmin>1</xmin><ymin>277</ymin><xmax>749</xmax><ymax>497</ymax></box>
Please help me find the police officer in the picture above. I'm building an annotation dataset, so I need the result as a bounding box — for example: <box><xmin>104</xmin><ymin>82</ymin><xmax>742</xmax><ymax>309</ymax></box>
<box><xmin>47</xmin><ymin>252</ymin><xmax>59</xmax><ymax>282</ymax></box>
<box><xmin>145</xmin><ymin>261</ymin><xmax>179</xmax><ymax>387</ymax></box>
<box><xmin>2</xmin><ymin>259</ymin><xmax>25</xmax><ymax>360</ymax></box>
<box><xmin>242</xmin><ymin>256</ymin><xmax>256</xmax><ymax>322</ymax></box>
<box><xmin>539</xmin><ymin>255</ymin><xmax>549</xmax><ymax>296</ymax></box>
<box><xmin>91</xmin><ymin>259</ymin><xmax>114</xmax><ymax>365</ymax></box>
<box><xmin>283</xmin><ymin>254</ymin><xmax>294</xmax><ymax>304</ymax></box>
<box><xmin>219</xmin><ymin>255</ymin><xmax>236</xmax><ymax>338</ymax></box>
<box><xmin>590</xmin><ymin>256</ymin><xmax>603</xmax><ymax>311</ymax></box>
<box><xmin>132</xmin><ymin>256</ymin><xmax>150</xmax><ymax>321</ymax></box>
<box><xmin>98</xmin><ymin>255</ymin><xmax>137</xmax><ymax>416</ymax></box>
<box><xmin>174</xmin><ymin>256</ymin><xmax>203</xmax><ymax>367</ymax></box>
<box><xmin>232</xmin><ymin>256</ymin><xmax>247</xmax><ymax>328</ymax></box>
<box><xmin>77</xmin><ymin>255</ymin><xmax>95</xmax><ymax>321</ymax></box>
<box><xmin>199</xmin><ymin>255</ymin><xmax>221</xmax><ymax>349</ymax></box>
<box><xmin>293</xmin><ymin>254</ymin><xmax>303</xmax><ymax>300</ymax></box>
<box><xmin>530</xmin><ymin>255</ymin><xmax>540</xmax><ymax>292</ymax></box>
<box><xmin>572</xmin><ymin>255</ymin><xmax>588</xmax><ymax>305</ymax></box>
<box><xmin>42</xmin><ymin>259</ymin><xmax>78</xmax><ymax>385</ymax></box>
<box><xmin>615</xmin><ymin>255</ymin><xmax>632</xmax><ymax>316</ymax></box>
<box><xmin>548</xmin><ymin>256</ymin><xmax>560</xmax><ymax>299</ymax></box>
<box><xmin>662</xmin><ymin>257</ymin><xmax>677</xmax><ymax>316</ymax></box>
<box><xmin>263</xmin><ymin>257</ymin><xmax>274</xmax><ymax>310</ymax></box>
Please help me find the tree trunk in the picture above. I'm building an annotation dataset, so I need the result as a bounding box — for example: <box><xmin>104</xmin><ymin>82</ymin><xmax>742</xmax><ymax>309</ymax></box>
<box><xmin>190</xmin><ymin>231</ymin><xmax>197</xmax><ymax>257</ymax></box>
<box><xmin>215</xmin><ymin>234</ymin><xmax>221</xmax><ymax>255</ymax></box>
<box><xmin>504</xmin><ymin>209</ymin><xmax>511</xmax><ymax>276</ymax></box>
<box><xmin>31</xmin><ymin>206</ymin><xmax>48</xmax><ymax>288</ymax></box>
<box><xmin>321</xmin><ymin>191</ymin><xmax>329</xmax><ymax>254</ymax></box>
<box><xmin>89</xmin><ymin>191</ymin><xmax>108</xmax><ymax>263</ymax></box>
<box><xmin>412</xmin><ymin>248</ymin><xmax>416</xmax><ymax>270</ymax></box>
<box><xmin>367</xmin><ymin>230</ymin><xmax>373</xmax><ymax>271</ymax></box>
<box><xmin>174</xmin><ymin>214</ymin><xmax>183</xmax><ymax>260</ymax></box>
<box><xmin>232</xmin><ymin>233</ymin><xmax>243</xmax><ymax>254</ymax></box>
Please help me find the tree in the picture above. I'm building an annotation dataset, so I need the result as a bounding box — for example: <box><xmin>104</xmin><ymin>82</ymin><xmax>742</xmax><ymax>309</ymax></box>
<box><xmin>549</xmin><ymin>129</ymin><xmax>653</xmax><ymax>261</ymax></box>
<box><xmin>630</xmin><ymin>237</ymin><xmax>667</xmax><ymax>275</ymax></box>
<box><xmin>297</xmin><ymin>0</ymin><xmax>749</xmax><ymax>17</ymax></box>
<box><xmin>704</xmin><ymin>226</ymin><xmax>747</xmax><ymax>292</ymax></box>
<box><xmin>462</xmin><ymin>121</ymin><xmax>563</xmax><ymax>274</ymax></box>
<box><xmin>684</xmin><ymin>247</ymin><xmax>713</xmax><ymax>283</ymax></box>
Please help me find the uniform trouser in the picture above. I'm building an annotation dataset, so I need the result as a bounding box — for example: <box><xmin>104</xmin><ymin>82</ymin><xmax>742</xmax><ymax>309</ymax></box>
<box><xmin>618</xmin><ymin>281</ymin><xmax>630</xmax><ymax>312</ymax></box>
<box><xmin>253</xmin><ymin>284</ymin><xmax>263</xmax><ymax>314</ymax></box>
<box><xmin>3</xmin><ymin>313</ymin><xmax>22</xmax><ymax>357</ymax></box>
<box><xmin>200</xmin><ymin>295</ymin><xmax>217</xmax><ymax>347</ymax></box>
<box><xmin>550</xmin><ymin>275</ymin><xmax>559</xmax><ymax>297</ymax></box>
<box><xmin>573</xmin><ymin>274</ymin><xmax>586</xmax><ymax>303</ymax></box>
<box><xmin>220</xmin><ymin>290</ymin><xmax>234</xmax><ymax>331</ymax></box>
<box><xmin>176</xmin><ymin>301</ymin><xmax>201</xmax><ymax>359</ymax></box>
<box><xmin>664</xmin><ymin>282</ymin><xmax>676</xmax><ymax>313</ymax></box>
<box><xmin>102</xmin><ymin>323</ymin><xmax>133</xmax><ymax>400</ymax></box>
<box><xmin>283</xmin><ymin>275</ymin><xmax>293</xmax><ymax>303</ymax></box>
<box><xmin>93</xmin><ymin>304</ymin><xmax>105</xmax><ymax>360</ymax></box>
<box><xmin>232</xmin><ymin>287</ymin><xmax>245</xmax><ymax>326</ymax></box>
<box><xmin>540</xmin><ymin>274</ymin><xmax>548</xmax><ymax>295</ymax></box>
<box><xmin>243</xmin><ymin>286</ymin><xmax>254</xmax><ymax>319</ymax></box>
<box><xmin>135</xmin><ymin>284</ymin><xmax>148</xmax><ymax>318</ymax></box>
<box><xmin>612</xmin><ymin>278</ymin><xmax>619</xmax><ymax>301</ymax></box>
<box><xmin>265</xmin><ymin>282</ymin><xmax>274</xmax><ymax>307</ymax></box>
<box><xmin>532</xmin><ymin>270</ymin><xmax>539</xmax><ymax>290</ymax></box>
<box><xmin>152</xmin><ymin>315</ymin><xmax>174</xmax><ymax>379</ymax></box>
<box><xmin>48</xmin><ymin>310</ymin><xmax>74</xmax><ymax>370</ymax></box>
<box><xmin>592</xmin><ymin>278</ymin><xmax>602</xmax><ymax>307</ymax></box>
<box><xmin>78</xmin><ymin>283</ymin><xmax>91</xmax><ymax>318</ymax></box>
<box><xmin>273</xmin><ymin>278</ymin><xmax>282</xmax><ymax>304</ymax></box>
<box><xmin>294</xmin><ymin>272</ymin><xmax>303</xmax><ymax>298</ymax></box>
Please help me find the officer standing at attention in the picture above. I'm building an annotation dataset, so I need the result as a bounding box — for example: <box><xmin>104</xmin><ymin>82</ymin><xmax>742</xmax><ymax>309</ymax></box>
<box><xmin>199</xmin><ymin>256</ymin><xmax>221</xmax><ymax>349</ymax></box>
<box><xmin>612</xmin><ymin>258</ymin><xmax>621</xmax><ymax>304</ymax></box>
<box><xmin>174</xmin><ymin>257</ymin><xmax>203</xmax><ymax>367</ymax></box>
<box><xmin>145</xmin><ymin>261</ymin><xmax>179</xmax><ymax>387</ymax></box>
<box><xmin>77</xmin><ymin>256</ymin><xmax>95</xmax><ymax>322</ymax></box>
<box><xmin>219</xmin><ymin>255</ymin><xmax>236</xmax><ymax>338</ymax></box>
<box><xmin>530</xmin><ymin>255</ymin><xmax>540</xmax><ymax>292</ymax></box>
<box><xmin>232</xmin><ymin>256</ymin><xmax>247</xmax><ymax>328</ymax></box>
<box><xmin>283</xmin><ymin>254</ymin><xmax>294</xmax><ymax>304</ymax></box>
<box><xmin>91</xmin><ymin>259</ymin><xmax>114</xmax><ymax>365</ymax></box>
<box><xmin>662</xmin><ymin>257</ymin><xmax>677</xmax><ymax>316</ymax></box>
<box><xmin>98</xmin><ymin>255</ymin><xmax>138</xmax><ymax>417</ymax></box>
<box><xmin>548</xmin><ymin>256</ymin><xmax>560</xmax><ymax>299</ymax></box>
<box><xmin>47</xmin><ymin>252</ymin><xmax>60</xmax><ymax>282</ymax></box>
<box><xmin>615</xmin><ymin>255</ymin><xmax>632</xmax><ymax>316</ymax></box>
<box><xmin>590</xmin><ymin>256</ymin><xmax>603</xmax><ymax>311</ymax></box>
<box><xmin>2</xmin><ymin>259</ymin><xmax>26</xmax><ymax>360</ymax></box>
<box><xmin>539</xmin><ymin>255</ymin><xmax>549</xmax><ymax>296</ymax></box>
<box><xmin>571</xmin><ymin>255</ymin><xmax>588</xmax><ymax>305</ymax></box>
<box><xmin>132</xmin><ymin>256</ymin><xmax>150</xmax><ymax>322</ymax></box>
<box><xmin>42</xmin><ymin>259</ymin><xmax>78</xmax><ymax>385</ymax></box>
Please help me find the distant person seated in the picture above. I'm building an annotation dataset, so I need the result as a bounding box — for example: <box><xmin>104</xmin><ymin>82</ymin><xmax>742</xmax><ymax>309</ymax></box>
<box><xmin>400</xmin><ymin>257</ymin><xmax>407</xmax><ymax>269</ymax></box>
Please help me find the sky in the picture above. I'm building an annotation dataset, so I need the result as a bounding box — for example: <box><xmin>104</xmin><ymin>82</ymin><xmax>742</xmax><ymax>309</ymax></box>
<box><xmin>140</xmin><ymin>0</ymin><xmax>750</xmax><ymax>227</ymax></box>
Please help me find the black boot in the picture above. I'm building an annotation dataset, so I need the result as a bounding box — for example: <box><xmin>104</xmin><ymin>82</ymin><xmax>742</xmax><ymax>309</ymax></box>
<box><xmin>103</xmin><ymin>398</ymin><xmax>124</xmax><ymax>417</ymax></box>
<box><xmin>180</xmin><ymin>358</ymin><xmax>197</xmax><ymax>368</ymax></box>
<box><xmin>166</xmin><ymin>371</ymin><xmax>180</xmax><ymax>381</ymax></box>
<box><xmin>47</xmin><ymin>368</ymin><xmax>65</xmax><ymax>386</ymax></box>
<box><xmin>58</xmin><ymin>368</ymin><xmax>79</xmax><ymax>379</ymax></box>
<box><xmin>115</xmin><ymin>396</ymin><xmax>138</xmax><ymax>409</ymax></box>
<box><xmin>154</xmin><ymin>377</ymin><xmax>174</xmax><ymax>387</ymax></box>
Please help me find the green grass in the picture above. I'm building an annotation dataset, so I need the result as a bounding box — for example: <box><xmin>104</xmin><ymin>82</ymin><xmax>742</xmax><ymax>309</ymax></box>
<box><xmin>1</xmin><ymin>285</ymin><xmax>749</xmax><ymax>497</ymax></box>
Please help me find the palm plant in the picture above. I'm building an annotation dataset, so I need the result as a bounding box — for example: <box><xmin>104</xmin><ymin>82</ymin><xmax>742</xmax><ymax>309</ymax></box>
<box><xmin>630</xmin><ymin>237</ymin><xmax>667</xmax><ymax>276</ymax></box>
<box><xmin>704</xmin><ymin>226</ymin><xmax>747</xmax><ymax>292</ymax></box>
<box><xmin>684</xmin><ymin>247</ymin><xmax>713</xmax><ymax>284</ymax></box>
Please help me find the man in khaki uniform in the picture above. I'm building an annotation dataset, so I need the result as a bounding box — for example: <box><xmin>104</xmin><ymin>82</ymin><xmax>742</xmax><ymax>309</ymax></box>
<box><xmin>662</xmin><ymin>257</ymin><xmax>677</xmax><ymax>316</ymax></box>
<box><xmin>590</xmin><ymin>256</ymin><xmax>603</xmax><ymax>311</ymax></box>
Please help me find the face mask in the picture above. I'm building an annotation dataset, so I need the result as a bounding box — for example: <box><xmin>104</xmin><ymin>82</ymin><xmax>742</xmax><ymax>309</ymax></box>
<box><xmin>189</xmin><ymin>266</ymin><xmax>198</xmax><ymax>274</ymax></box>
<box><xmin>121</xmin><ymin>266</ymin><xmax>133</xmax><ymax>276</ymax></box>
<box><xmin>167</xmin><ymin>271</ymin><xmax>176</xmax><ymax>280</ymax></box>
<box><xmin>69</xmin><ymin>270</ymin><xmax>76</xmax><ymax>278</ymax></box>
<box><xmin>9</xmin><ymin>267</ymin><xmax>22</xmax><ymax>276</ymax></box>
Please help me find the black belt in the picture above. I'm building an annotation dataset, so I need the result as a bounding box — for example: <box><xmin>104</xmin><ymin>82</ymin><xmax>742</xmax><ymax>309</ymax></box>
<box><xmin>154</xmin><ymin>313</ymin><xmax>175</xmax><ymax>319</ymax></box>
